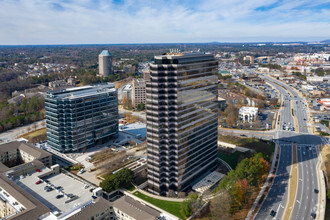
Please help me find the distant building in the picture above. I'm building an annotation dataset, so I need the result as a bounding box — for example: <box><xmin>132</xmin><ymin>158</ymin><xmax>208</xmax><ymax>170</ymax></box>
<box><xmin>98</xmin><ymin>50</ymin><xmax>113</xmax><ymax>77</ymax></box>
<box><xmin>218</xmin><ymin>97</ymin><xmax>226</xmax><ymax>111</ymax></box>
<box><xmin>318</xmin><ymin>98</ymin><xmax>330</xmax><ymax>111</ymax></box>
<box><xmin>302</xmin><ymin>85</ymin><xmax>316</xmax><ymax>91</ymax></box>
<box><xmin>306</xmin><ymin>76</ymin><xmax>324</xmax><ymax>82</ymax></box>
<box><xmin>132</xmin><ymin>78</ymin><xmax>146</xmax><ymax>108</ymax></box>
<box><xmin>257</xmin><ymin>67</ymin><xmax>270</xmax><ymax>73</ymax></box>
<box><xmin>309</xmin><ymin>90</ymin><xmax>325</xmax><ymax>97</ymax></box>
<box><xmin>146</xmin><ymin>53</ymin><xmax>218</xmax><ymax>195</ymax></box>
<box><xmin>243</xmin><ymin>55</ymin><xmax>254</xmax><ymax>65</ymax></box>
<box><xmin>45</xmin><ymin>83</ymin><xmax>118</xmax><ymax>152</ymax></box>
<box><xmin>121</xmin><ymin>84</ymin><xmax>132</xmax><ymax>104</ymax></box>
<box><xmin>143</xmin><ymin>71</ymin><xmax>151</xmax><ymax>81</ymax></box>
<box><xmin>239</xmin><ymin>107</ymin><xmax>258</xmax><ymax>122</ymax></box>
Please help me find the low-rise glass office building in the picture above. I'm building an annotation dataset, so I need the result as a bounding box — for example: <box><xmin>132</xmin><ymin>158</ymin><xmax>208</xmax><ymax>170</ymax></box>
<box><xmin>45</xmin><ymin>83</ymin><xmax>118</xmax><ymax>152</ymax></box>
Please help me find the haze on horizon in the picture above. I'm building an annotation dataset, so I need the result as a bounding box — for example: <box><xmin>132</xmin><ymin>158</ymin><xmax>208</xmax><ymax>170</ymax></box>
<box><xmin>0</xmin><ymin>0</ymin><xmax>330</xmax><ymax>45</ymax></box>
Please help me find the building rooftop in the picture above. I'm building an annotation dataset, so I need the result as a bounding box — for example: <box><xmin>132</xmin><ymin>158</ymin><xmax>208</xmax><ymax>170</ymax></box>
<box><xmin>99</xmin><ymin>50</ymin><xmax>111</xmax><ymax>56</ymax></box>
<box><xmin>112</xmin><ymin>196</ymin><xmax>160</xmax><ymax>220</ymax></box>
<box><xmin>46</xmin><ymin>83</ymin><xmax>116</xmax><ymax>100</ymax></box>
<box><xmin>0</xmin><ymin>174</ymin><xmax>50</xmax><ymax>220</ymax></box>
<box><xmin>153</xmin><ymin>52</ymin><xmax>215</xmax><ymax>65</ymax></box>
<box><xmin>239</xmin><ymin>106</ymin><xmax>259</xmax><ymax>114</ymax></box>
<box><xmin>66</xmin><ymin>197</ymin><xmax>111</xmax><ymax>220</ymax></box>
<box><xmin>16</xmin><ymin>169</ymin><xmax>96</xmax><ymax>218</ymax></box>
<box><xmin>192</xmin><ymin>171</ymin><xmax>224</xmax><ymax>194</ymax></box>
<box><xmin>0</xmin><ymin>141</ymin><xmax>51</xmax><ymax>160</ymax></box>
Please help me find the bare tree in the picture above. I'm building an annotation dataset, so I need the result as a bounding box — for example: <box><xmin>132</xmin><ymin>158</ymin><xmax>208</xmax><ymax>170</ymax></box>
<box><xmin>209</xmin><ymin>190</ymin><xmax>232</xmax><ymax>220</ymax></box>
<box><xmin>168</xmin><ymin>189</ymin><xmax>177</xmax><ymax>197</ymax></box>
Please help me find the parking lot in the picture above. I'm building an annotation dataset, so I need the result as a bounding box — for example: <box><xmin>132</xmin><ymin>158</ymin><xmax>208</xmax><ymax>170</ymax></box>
<box><xmin>16</xmin><ymin>170</ymin><xmax>95</xmax><ymax>216</ymax></box>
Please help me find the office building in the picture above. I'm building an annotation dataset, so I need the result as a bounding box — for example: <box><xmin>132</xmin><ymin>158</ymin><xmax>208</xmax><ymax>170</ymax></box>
<box><xmin>0</xmin><ymin>141</ymin><xmax>52</xmax><ymax>168</ymax></box>
<box><xmin>132</xmin><ymin>78</ymin><xmax>146</xmax><ymax>108</ymax></box>
<box><xmin>146</xmin><ymin>53</ymin><xmax>218</xmax><ymax>195</ymax></box>
<box><xmin>239</xmin><ymin>106</ymin><xmax>258</xmax><ymax>122</ymax></box>
<box><xmin>45</xmin><ymin>83</ymin><xmax>118</xmax><ymax>152</ymax></box>
<box><xmin>243</xmin><ymin>55</ymin><xmax>254</xmax><ymax>65</ymax></box>
<box><xmin>98</xmin><ymin>50</ymin><xmax>113</xmax><ymax>77</ymax></box>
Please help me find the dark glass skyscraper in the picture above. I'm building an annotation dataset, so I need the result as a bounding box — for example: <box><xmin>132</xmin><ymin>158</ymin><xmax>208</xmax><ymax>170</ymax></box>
<box><xmin>146</xmin><ymin>53</ymin><xmax>218</xmax><ymax>195</ymax></box>
<box><xmin>45</xmin><ymin>83</ymin><xmax>118</xmax><ymax>152</ymax></box>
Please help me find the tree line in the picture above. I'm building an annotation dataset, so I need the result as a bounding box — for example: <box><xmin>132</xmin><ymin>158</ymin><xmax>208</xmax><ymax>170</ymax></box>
<box><xmin>209</xmin><ymin>153</ymin><xmax>270</xmax><ymax>219</ymax></box>
<box><xmin>0</xmin><ymin>96</ymin><xmax>45</xmax><ymax>132</ymax></box>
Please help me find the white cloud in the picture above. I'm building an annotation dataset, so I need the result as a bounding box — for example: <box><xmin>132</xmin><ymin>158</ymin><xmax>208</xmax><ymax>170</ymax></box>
<box><xmin>0</xmin><ymin>0</ymin><xmax>329</xmax><ymax>44</ymax></box>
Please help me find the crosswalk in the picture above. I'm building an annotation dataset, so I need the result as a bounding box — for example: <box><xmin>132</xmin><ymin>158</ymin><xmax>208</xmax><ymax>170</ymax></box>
<box><xmin>321</xmin><ymin>137</ymin><xmax>329</xmax><ymax>145</ymax></box>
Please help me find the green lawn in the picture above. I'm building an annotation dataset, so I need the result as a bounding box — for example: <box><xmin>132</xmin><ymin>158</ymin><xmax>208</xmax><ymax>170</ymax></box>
<box><xmin>133</xmin><ymin>191</ymin><xmax>184</xmax><ymax>219</ymax></box>
<box><xmin>218</xmin><ymin>151</ymin><xmax>243</xmax><ymax>169</ymax></box>
<box><xmin>125</xmin><ymin>184</ymin><xmax>136</xmax><ymax>192</ymax></box>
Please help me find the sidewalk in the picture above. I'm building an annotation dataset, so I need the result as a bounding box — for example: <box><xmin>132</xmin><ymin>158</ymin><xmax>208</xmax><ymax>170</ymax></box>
<box><xmin>245</xmin><ymin>143</ymin><xmax>280</xmax><ymax>220</ymax></box>
<box><xmin>130</xmin><ymin>182</ymin><xmax>185</xmax><ymax>202</ymax></box>
<box><xmin>316</xmin><ymin>145</ymin><xmax>327</xmax><ymax>220</ymax></box>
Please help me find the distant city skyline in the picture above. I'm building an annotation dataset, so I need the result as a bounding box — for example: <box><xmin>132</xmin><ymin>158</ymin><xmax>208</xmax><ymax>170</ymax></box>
<box><xmin>0</xmin><ymin>0</ymin><xmax>330</xmax><ymax>45</ymax></box>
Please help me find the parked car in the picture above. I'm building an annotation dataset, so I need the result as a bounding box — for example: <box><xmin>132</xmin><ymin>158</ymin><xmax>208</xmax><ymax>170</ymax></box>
<box><xmin>56</xmin><ymin>195</ymin><xmax>64</xmax><ymax>199</ymax></box>
<box><xmin>46</xmin><ymin>187</ymin><xmax>53</xmax><ymax>192</ymax></box>
<box><xmin>67</xmin><ymin>193</ymin><xmax>74</xmax><ymax>198</ymax></box>
<box><xmin>35</xmin><ymin>180</ymin><xmax>43</xmax><ymax>185</ymax></box>
<box><xmin>311</xmin><ymin>213</ymin><xmax>316</xmax><ymax>219</ymax></box>
<box><xmin>270</xmin><ymin>210</ymin><xmax>276</xmax><ymax>217</ymax></box>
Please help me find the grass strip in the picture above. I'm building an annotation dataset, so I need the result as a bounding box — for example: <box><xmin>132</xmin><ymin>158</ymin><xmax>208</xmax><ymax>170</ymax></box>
<box><xmin>133</xmin><ymin>191</ymin><xmax>184</xmax><ymax>219</ymax></box>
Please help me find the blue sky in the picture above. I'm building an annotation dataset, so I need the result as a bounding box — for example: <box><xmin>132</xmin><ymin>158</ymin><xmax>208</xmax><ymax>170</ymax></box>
<box><xmin>0</xmin><ymin>0</ymin><xmax>329</xmax><ymax>45</ymax></box>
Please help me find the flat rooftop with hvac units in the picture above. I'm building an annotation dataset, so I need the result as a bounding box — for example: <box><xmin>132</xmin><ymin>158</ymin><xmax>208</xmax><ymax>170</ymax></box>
<box><xmin>45</xmin><ymin>83</ymin><xmax>118</xmax><ymax>153</ymax></box>
<box><xmin>15</xmin><ymin>166</ymin><xmax>103</xmax><ymax>219</ymax></box>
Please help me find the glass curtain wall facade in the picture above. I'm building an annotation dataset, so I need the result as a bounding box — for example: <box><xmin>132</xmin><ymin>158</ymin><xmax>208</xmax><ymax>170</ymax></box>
<box><xmin>45</xmin><ymin>83</ymin><xmax>118</xmax><ymax>152</ymax></box>
<box><xmin>146</xmin><ymin>53</ymin><xmax>218</xmax><ymax>196</ymax></box>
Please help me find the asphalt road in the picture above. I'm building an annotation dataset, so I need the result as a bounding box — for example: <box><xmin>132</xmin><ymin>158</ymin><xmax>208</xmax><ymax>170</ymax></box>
<box><xmin>0</xmin><ymin>119</ymin><xmax>46</xmax><ymax>143</ymax></box>
<box><xmin>254</xmin><ymin>75</ymin><xmax>323</xmax><ymax>220</ymax></box>
<box><xmin>218</xmin><ymin>128</ymin><xmax>275</xmax><ymax>140</ymax></box>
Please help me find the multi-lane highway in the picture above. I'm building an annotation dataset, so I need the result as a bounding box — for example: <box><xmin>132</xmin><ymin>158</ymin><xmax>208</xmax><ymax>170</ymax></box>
<box><xmin>254</xmin><ymin>75</ymin><xmax>325</xmax><ymax>220</ymax></box>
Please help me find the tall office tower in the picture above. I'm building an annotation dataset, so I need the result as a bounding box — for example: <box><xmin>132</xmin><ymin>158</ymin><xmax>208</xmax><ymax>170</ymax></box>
<box><xmin>99</xmin><ymin>50</ymin><xmax>113</xmax><ymax>77</ymax></box>
<box><xmin>146</xmin><ymin>53</ymin><xmax>219</xmax><ymax>195</ymax></box>
<box><xmin>132</xmin><ymin>78</ymin><xmax>146</xmax><ymax>108</ymax></box>
<box><xmin>45</xmin><ymin>83</ymin><xmax>118</xmax><ymax>152</ymax></box>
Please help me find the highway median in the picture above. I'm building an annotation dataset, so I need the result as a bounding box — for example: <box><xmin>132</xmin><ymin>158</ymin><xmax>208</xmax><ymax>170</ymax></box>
<box><xmin>282</xmin><ymin>143</ymin><xmax>298</xmax><ymax>220</ymax></box>
<box><xmin>290</xmin><ymin>100</ymin><xmax>299</xmax><ymax>132</ymax></box>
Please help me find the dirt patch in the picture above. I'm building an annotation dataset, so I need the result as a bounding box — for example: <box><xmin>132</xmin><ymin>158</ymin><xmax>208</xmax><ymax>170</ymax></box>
<box><xmin>18</xmin><ymin>127</ymin><xmax>47</xmax><ymax>143</ymax></box>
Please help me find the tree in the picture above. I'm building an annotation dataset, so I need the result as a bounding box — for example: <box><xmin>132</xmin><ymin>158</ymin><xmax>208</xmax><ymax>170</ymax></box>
<box><xmin>209</xmin><ymin>190</ymin><xmax>232</xmax><ymax>220</ymax></box>
<box><xmin>327</xmin><ymin>189</ymin><xmax>330</xmax><ymax>200</ymax></box>
<box><xmin>122</xmin><ymin>96</ymin><xmax>133</xmax><ymax>110</ymax></box>
<box><xmin>99</xmin><ymin>168</ymin><xmax>134</xmax><ymax>193</ymax></box>
<box><xmin>136</xmin><ymin>102</ymin><xmax>145</xmax><ymax>111</ymax></box>
<box><xmin>224</xmin><ymin>103</ymin><xmax>239</xmax><ymax>127</ymax></box>
<box><xmin>270</xmin><ymin>98</ymin><xmax>278</xmax><ymax>106</ymax></box>
<box><xmin>180</xmin><ymin>192</ymin><xmax>203</xmax><ymax>218</ymax></box>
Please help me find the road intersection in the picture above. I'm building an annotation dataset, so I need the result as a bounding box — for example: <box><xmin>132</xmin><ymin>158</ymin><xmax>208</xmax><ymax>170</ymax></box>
<box><xmin>253</xmin><ymin>75</ymin><xmax>326</xmax><ymax>220</ymax></box>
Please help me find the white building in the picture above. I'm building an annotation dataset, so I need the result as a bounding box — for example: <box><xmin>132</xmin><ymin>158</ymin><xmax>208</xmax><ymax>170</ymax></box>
<box><xmin>302</xmin><ymin>85</ymin><xmax>316</xmax><ymax>91</ymax></box>
<box><xmin>239</xmin><ymin>107</ymin><xmax>258</xmax><ymax>122</ymax></box>
<box><xmin>307</xmin><ymin>76</ymin><xmax>325</xmax><ymax>82</ymax></box>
